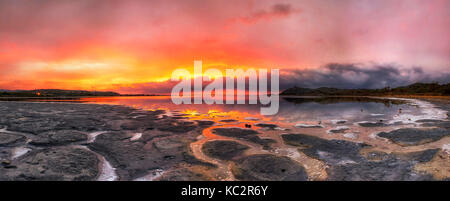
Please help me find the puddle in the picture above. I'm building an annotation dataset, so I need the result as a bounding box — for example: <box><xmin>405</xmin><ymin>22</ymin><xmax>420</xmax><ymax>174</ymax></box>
<box><xmin>130</xmin><ymin>133</ymin><xmax>142</xmax><ymax>141</ymax></box>
<box><xmin>87</xmin><ymin>131</ymin><xmax>109</xmax><ymax>143</ymax></box>
<box><xmin>134</xmin><ymin>169</ymin><xmax>165</xmax><ymax>181</ymax></box>
<box><xmin>97</xmin><ymin>155</ymin><xmax>118</xmax><ymax>181</ymax></box>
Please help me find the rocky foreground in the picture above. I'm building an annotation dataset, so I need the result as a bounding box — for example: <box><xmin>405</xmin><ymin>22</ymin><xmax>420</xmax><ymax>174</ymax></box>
<box><xmin>0</xmin><ymin>101</ymin><xmax>213</xmax><ymax>180</ymax></box>
<box><xmin>0</xmin><ymin>101</ymin><xmax>449</xmax><ymax>181</ymax></box>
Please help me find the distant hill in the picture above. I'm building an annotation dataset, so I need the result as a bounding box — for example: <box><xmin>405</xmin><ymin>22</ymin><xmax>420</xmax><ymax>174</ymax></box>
<box><xmin>280</xmin><ymin>83</ymin><xmax>450</xmax><ymax>96</ymax></box>
<box><xmin>0</xmin><ymin>89</ymin><xmax>120</xmax><ymax>97</ymax></box>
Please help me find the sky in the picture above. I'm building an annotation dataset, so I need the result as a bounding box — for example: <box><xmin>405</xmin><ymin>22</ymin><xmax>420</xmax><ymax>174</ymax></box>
<box><xmin>0</xmin><ymin>0</ymin><xmax>449</xmax><ymax>93</ymax></box>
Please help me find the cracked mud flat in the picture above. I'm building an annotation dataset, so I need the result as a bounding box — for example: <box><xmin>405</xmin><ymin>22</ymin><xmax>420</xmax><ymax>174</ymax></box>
<box><xmin>0</xmin><ymin>101</ymin><xmax>213</xmax><ymax>181</ymax></box>
<box><xmin>0</xmin><ymin>97</ymin><xmax>449</xmax><ymax>181</ymax></box>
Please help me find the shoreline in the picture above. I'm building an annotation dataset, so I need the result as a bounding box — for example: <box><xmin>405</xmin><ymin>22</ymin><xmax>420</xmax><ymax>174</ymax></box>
<box><xmin>280</xmin><ymin>94</ymin><xmax>450</xmax><ymax>99</ymax></box>
<box><xmin>0</xmin><ymin>95</ymin><xmax>167</xmax><ymax>99</ymax></box>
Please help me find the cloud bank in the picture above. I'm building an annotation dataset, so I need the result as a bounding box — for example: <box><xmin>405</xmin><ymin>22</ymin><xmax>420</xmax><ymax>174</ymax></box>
<box><xmin>113</xmin><ymin>64</ymin><xmax>450</xmax><ymax>94</ymax></box>
<box><xmin>279</xmin><ymin>63</ymin><xmax>450</xmax><ymax>89</ymax></box>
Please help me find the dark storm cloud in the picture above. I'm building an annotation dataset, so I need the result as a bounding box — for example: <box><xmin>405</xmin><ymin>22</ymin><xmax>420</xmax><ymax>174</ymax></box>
<box><xmin>112</xmin><ymin>63</ymin><xmax>450</xmax><ymax>94</ymax></box>
<box><xmin>279</xmin><ymin>63</ymin><xmax>450</xmax><ymax>89</ymax></box>
<box><xmin>271</xmin><ymin>4</ymin><xmax>294</xmax><ymax>15</ymax></box>
<box><xmin>233</xmin><ymin>3</ymin><xmax>299</xmax><ymax>24</ymax></box>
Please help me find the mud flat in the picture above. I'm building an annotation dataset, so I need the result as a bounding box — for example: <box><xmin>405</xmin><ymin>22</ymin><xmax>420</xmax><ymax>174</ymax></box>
<box><xmin>281</xmin><ymin>133</ymin><xmax>445</xmax><ymax>180</ymax></box>
<box><xmin>357</xmin><ymin>121</ymin><xmax>389</xmax><ymax>127</ymax></box>
<box><xmin>254</xmin><ymin>123</ymin><xmax>279</xmax><ymax>129</ymax></box>
<box><xmin>0</xmin><ymin>133</ymin><xmax>26</xmax><ymax>147</ymax></box>
<box><xmin>0</xmin><ymin>147</ymin><xmax>99</xmax><ymax>181</ymax></box>
<box><xmin>377</xmin><ymin>128</ymin><xmax>449</xmax><ymax>146</ymax></box>
<box><xmin>29</xmin><ymin>130</ymin><xmax>87</xmax><ymax>146</ymax></box>
<box><xmin>211</xmin><ymin>127</ymin><xmax>276</xmax><ymax>149</ymax></box>
<box><xmin>202</xmin><ymin>140</ymin><xmax>249</xmax><ymax>160</ymax></box>
<box><xmin>231</xmin><ymin>154</ymin><xmax>308</xmax><ymax>181</ymax></box>
<box><xmin>1</xmin><ymin>98</ymin><xmax>449</xmax><ymax>181</ymax></box>
<box><xmin>87</xmin><ymin>131</ymin><xmax>214</xmax><ymax>180</ymax></box>
<box><xmin>0</xmin><ymin>101</ymin><xmax>214</xmax><ymax>181</ymax></box>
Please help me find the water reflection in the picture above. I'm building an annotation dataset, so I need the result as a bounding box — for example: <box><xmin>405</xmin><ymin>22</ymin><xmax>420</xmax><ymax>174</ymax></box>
<box><xmin>77</xmin><ymin>96</ymin><xmax>425</xmax><ymax>125</ymax></box>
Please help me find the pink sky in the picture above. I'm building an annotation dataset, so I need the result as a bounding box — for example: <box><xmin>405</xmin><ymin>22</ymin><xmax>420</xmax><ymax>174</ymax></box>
<box><xmin>0</xmin><ymin>0</ymin><xmax>449</xmax><ymax>92</ymax></box>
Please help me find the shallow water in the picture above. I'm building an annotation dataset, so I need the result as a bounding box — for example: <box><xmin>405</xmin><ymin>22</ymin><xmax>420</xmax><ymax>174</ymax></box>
<box><xmin>77</xmin><ymin>96</ymin><xmax>443</xmax><ymax>125</ymax></box>
<box><xmin>77</xmin><ymin>96</ymin><xmax>448</xmax><ymax>145</ymax></box>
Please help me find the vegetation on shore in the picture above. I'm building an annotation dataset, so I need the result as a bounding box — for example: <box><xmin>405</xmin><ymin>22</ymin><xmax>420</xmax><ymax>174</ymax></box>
<box><xmin>280</xmin><ymin>83</ymin><xmax>450</xmax><ymax>96</ymax></box>
<box><xmin>0</xmin><ymin>89</ymin><xmax>121</xmax><ymax>97</ymax></box>
<box><xmin>0</xmin><ymin>89</ymin><xmax>164</xmax><ymax>97</ymax></box>
<box><xmin>2</xmin><ymin>82</ymin><xmax>449</xmax><ymax>98</ymax></box>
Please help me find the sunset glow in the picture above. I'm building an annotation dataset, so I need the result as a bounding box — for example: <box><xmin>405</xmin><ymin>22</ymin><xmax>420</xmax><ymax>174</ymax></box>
<box><xmin>1</xmin><ymin>0</ymin><xmax>449</xmax><ymax>93</ymax></box>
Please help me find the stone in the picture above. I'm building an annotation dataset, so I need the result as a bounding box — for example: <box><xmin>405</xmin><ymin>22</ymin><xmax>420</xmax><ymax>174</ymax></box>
<box><xmin>29</xmin><ymin>130</ymin><xmax>87</xmax><ymax>146</ymax></box>
<box><xmin>358</xmin><ymin>122</ymin><xmax>389</xmax><ymax>127</ymax></box>
<box><xmin>0</xmin><ymin>133</ymin><xmax>26</xmax><ymax>147</ymax></box>
<box><xmin>202</xmin><ymin>140</ymin><xmax>249</xmax><ymax>160</ymax></box>
<box><xmin>254</xmin><ymin>123</ymin><xmax>279</xmax><ymax>129</ymax></box>
<box><xmin>0</xmin><ymin>147</ymin><xmax>99</xmax><ymax>181</ymax></box>
<box><xmin>377</xmin><ymin>128</ymin><xmax>450</xmax><ymax>146</ymax></box>
<box><xmin>231</xmin><ymin>154</ymin><xmax>308</xmax><ymax>181</ymax></box>
<box><xmin>212</xmin><ymin>127</ymin><xmax>275</xmax><ymax>149</ymax></box>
